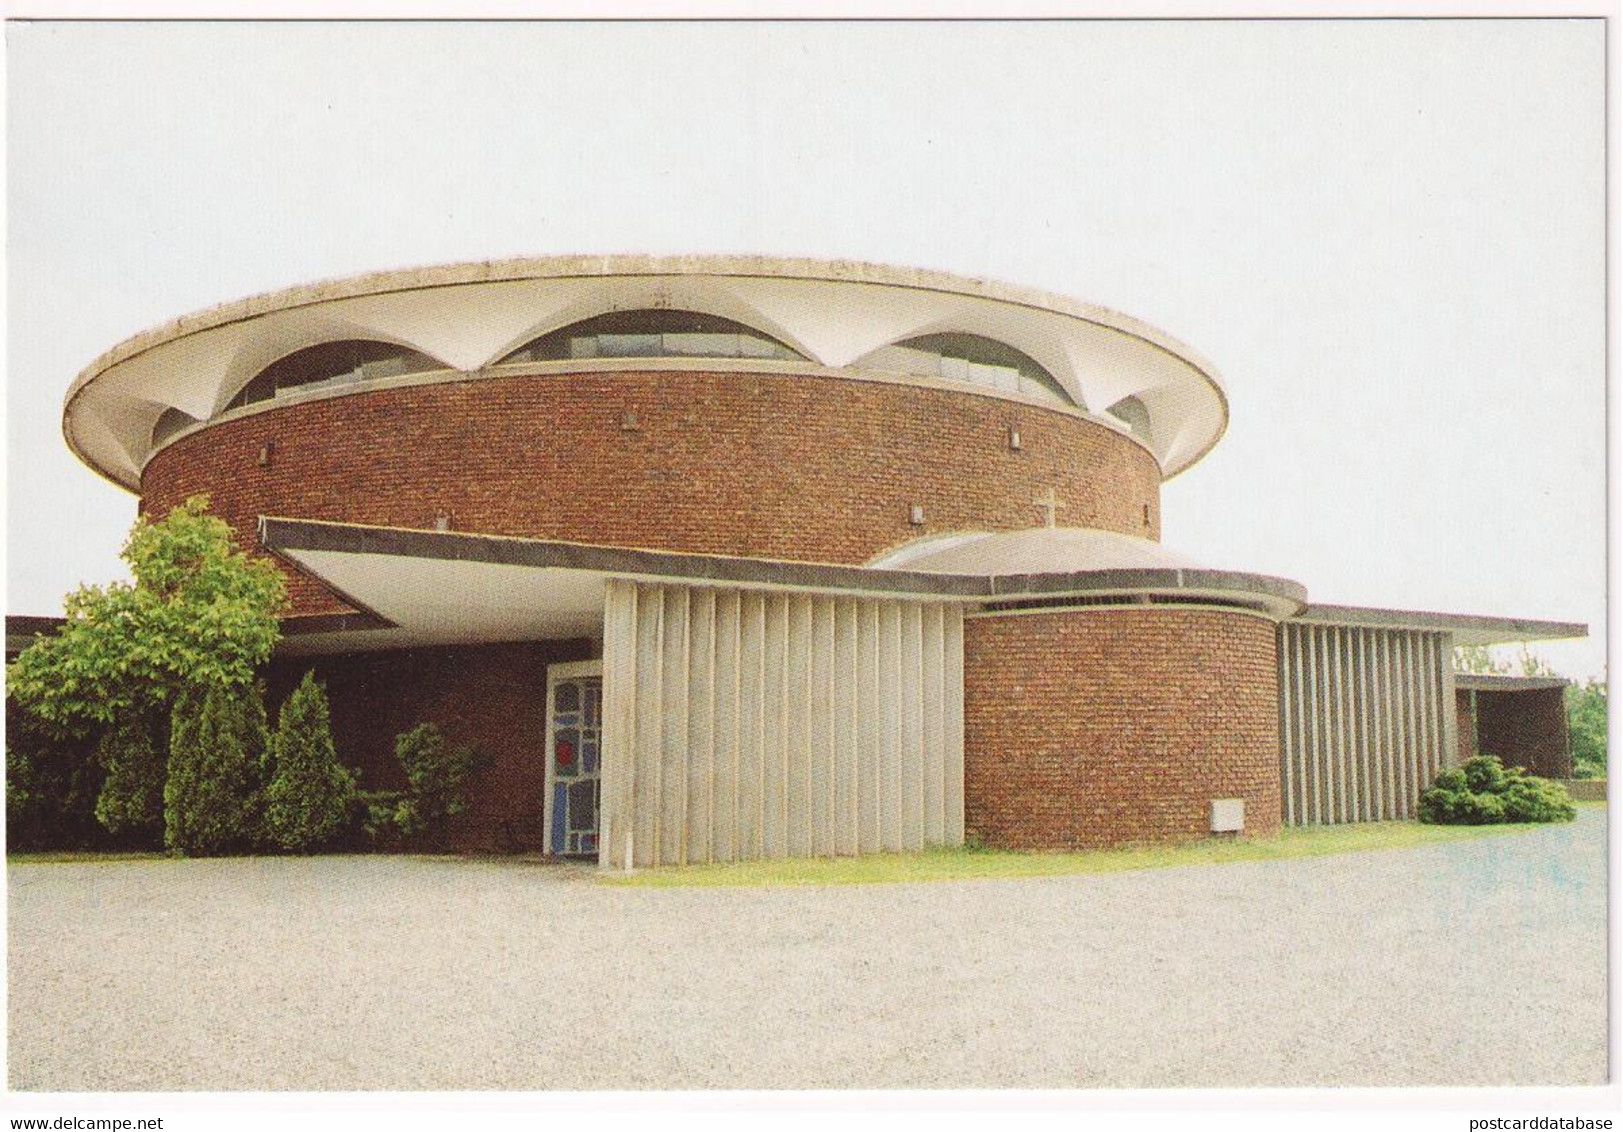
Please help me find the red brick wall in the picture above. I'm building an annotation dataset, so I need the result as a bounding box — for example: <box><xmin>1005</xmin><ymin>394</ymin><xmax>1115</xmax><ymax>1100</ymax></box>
<box><xmin>1454</xmin><ymin>689</ymin><xmax>1476</xmax><ymax>766</ymax></box>
<box><xmin>963</xmin><ymin>606</ymin><xmax>1281</xmax><ymax>850</ymax></box>
<box><xmin>141</xmin><ymin>369</ymin><xmax>1162</xmax><ymax>616</ymax></box>
<box><xmin>1474</xmin><ymin>687</ymin><xmax>1572</xmax><ymax>779</ymax></box>
<box><xmin>268</xmin><ymin>639</ymin><xmax>595</xmax><ymax>851</ymax></box>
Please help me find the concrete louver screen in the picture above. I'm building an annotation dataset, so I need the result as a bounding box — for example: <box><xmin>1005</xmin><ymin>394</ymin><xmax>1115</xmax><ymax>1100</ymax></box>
<box><xmin>599</xmin><ymin>580</ymin><xmax>966</xmax><ymax>868</ymax></box>
<box><xmin>1277</xmin><ymin>624</ymin><xmax>1455</xmax><ymax>825</ymax></box>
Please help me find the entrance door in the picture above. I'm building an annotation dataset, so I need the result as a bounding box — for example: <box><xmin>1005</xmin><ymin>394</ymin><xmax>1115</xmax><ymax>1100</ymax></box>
<box><xmin>546</xmin><ymin>663</ymin><xmax>603</xmax><ymax>857</ymax></box>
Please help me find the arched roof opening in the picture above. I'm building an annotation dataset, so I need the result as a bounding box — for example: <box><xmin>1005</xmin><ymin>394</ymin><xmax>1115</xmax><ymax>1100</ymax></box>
<box><xmin>151</xmin><ymin>406</ymin><xmax>200</xmax><ymax>448</ymax></box>
<box><xmin>853</xmin><ymin>332</ymin><xmax>1073</xmax><ymax>408</ymax></box>
<box><xmin>496</xmin><ymin>309</ymin><xmax>805</xmax><ymax>366</ymax></box>
<box><xmin>224</xmin><ymin>340</ymin><xmax>444</xmax><ymax>412</ymax></box>
<box><xmin>64</xmin><ymin>257</ymin><xmax>1230</xmax><ymax>489</ymax></box>
<box><xmin>1106</xmin><ymin>395</ymin><xmax>1153</xmax><ymax>446</ymax></box>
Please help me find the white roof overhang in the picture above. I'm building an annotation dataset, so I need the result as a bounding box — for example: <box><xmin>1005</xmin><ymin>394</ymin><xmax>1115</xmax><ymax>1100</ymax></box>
<box><xmin>260</xmin><ymin>517</ymin><xmax>1307</xmax><ymax>655</ymax></box>
<box><xmin>1453</xmin><ymin>674</ymin><xmax>1570</xmax><ymax>692</ymax></box>
<box><xmin>1290</xmin><ymin>603</ymin><xmax>1587</xmax><ymax>648</ymax></box>
<box><xmin>68</xmin><ymin>255</ymin><xmax>1229</xmax><ymax>491</ymax></box>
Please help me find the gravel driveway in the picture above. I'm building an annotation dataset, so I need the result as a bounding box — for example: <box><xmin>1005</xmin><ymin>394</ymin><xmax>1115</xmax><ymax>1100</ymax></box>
<box><xmin>8</xmin><ymin>810</ymin><xmax>1608</xmax><ymax>1091</ymax></box>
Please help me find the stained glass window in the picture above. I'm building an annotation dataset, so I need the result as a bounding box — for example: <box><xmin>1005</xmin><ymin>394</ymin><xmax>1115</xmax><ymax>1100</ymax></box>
<box><xmin>550</xmin><ymin>675</ymin><xmax>603</xmax><ymax>856</ymax></box>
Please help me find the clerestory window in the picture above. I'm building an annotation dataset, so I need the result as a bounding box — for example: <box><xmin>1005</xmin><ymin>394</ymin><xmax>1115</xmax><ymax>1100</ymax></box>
<box><xmin>854</xmin><ymin>333</ymin><xmax>1072</xmax><ymax>407</ymax></box>
<box><xmin>225</xmin><ymin>341</ymin><xmax>443</xmax><ymax>411</ymax></box>
<box><xmin>498</xmin><ymin>310</ymin><xmax>804</xmax><ymax>365</ymax></box>
<box><xmin>1106</xmin><ymin>395</ymin><xmax>1153</xmax><ymax>445</ymax></box>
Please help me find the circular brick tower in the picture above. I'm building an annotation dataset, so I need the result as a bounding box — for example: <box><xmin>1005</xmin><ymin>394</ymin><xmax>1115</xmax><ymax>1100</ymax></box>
<box><xmin>65</xmin><ymin>256</ymin><xmax>1288</xmax><ymax>854</ymax></box>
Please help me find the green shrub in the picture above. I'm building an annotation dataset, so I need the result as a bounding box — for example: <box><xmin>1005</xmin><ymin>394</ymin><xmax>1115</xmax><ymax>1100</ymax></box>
<box><xmin>163</xmin><ymin>681</ymin><xmax>268</xmax><ymax>855</ymax></box>
<box><xmin>93</xmin><ymin>711</ymin><xmax>165</xmax><ymax>841</ymax></box>
<box><xmin>265</xmin><ymin>672</ymin><xmax>357</xmax><ymax>852</ymax></box>
<box><xmin>6</xmin><ymin>696</ymin><xmax>103</xmax><ymax>852</ymax></box>
<box><xmin>1461</xmin><ymin>755</ymin><xmax>1508</xmax><ymax>795</ymax></box>
<box><xmin>242</xmin><ymin>681</ymin><xmax>275</xmax><ymax>844</ymax></box>
<box><xmin>1568</xmin><ymin>678</ymin><xmax>1607</xmax><ymax>780</ymax></box>
<box><xmin>358</xmin><ymin>789</ymin><xmax>408</xmax><ymax>842</ymax></box>
<box><xmin>376</xmin><ymin>723</ymin><xmax>481</xmax><ymax>840</ymax></box>
<box><xmin>1500</xmin><ymin>774</ymin><xmax>1578</xmax><ymax>823</ymax></box>
<box><xmin>1419</xmin><ymin>755</ymin><xmax>1576</xmax><ymax>826</ymax></box>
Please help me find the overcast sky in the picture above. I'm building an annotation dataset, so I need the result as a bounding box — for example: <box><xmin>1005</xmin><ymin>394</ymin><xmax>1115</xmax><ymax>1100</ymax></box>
<box><xmin>6</xmin><ymin>19</ymin><xmax>1606</xmax><ymax>678</ymax></box>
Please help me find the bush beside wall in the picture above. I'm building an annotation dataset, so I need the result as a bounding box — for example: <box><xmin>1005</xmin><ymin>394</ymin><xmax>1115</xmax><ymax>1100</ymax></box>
<box><xmin>1419</xmin><ymin>756</ymin><xmax>1577</xmax><ymax>825</ymax></box>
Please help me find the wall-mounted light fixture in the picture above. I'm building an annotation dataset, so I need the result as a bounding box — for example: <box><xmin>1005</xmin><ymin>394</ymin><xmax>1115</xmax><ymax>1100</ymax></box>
<box><xmin>909</xmin><ymin>504</ymin><xmax>926</xmax><ymax>526</ymax></box>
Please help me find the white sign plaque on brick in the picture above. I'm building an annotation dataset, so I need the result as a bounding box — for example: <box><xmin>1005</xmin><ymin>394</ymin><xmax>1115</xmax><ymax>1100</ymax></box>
<box><xmin>1210</xmin><ymin>798</ymin><xmax>1245</xmax><ymax>833</ymax></box>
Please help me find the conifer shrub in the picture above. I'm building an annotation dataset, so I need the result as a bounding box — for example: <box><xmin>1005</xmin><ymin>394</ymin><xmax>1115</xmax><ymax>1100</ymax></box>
<box><xmin>265</xmin><ymin>671</ymin><xmax>357</xmax><ymax>852</ymax></box>
<box><xmin>241</xmin><ymin>681</ymin><xmax>274</xmax><ymax>845</ymax></box>
<box><xmin>1418</xmin><ymin>756</ymin><xmax>1576</xmax><ymax>826</ymax></box>
<box><xmin>6</xmin><ymin>696</ymin><xmax>103</xmax><ymax>852</ymax></box>
<box><xmin>93</xmin><ymin>711</ymin><xmax>165</xmax><ymax>842</ymax></box>
<box><xmin>1499</xmin><ymin>773</ymin><xmax>1580</xmax><ymax>823</ymax></box>
<box><xmin>163</xmin><ymin>681</ymin><xmax>269</xmax><ymax>855</ymax></box>
<box><xmin>1461</xmin><ymin>755</ymin><xmax>1507</xmax><ymax>795</ymax></box>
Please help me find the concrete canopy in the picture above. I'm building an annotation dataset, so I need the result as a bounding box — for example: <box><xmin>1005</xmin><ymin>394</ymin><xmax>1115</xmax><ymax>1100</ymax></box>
<box><xmin>1453</xmin><ymin>674</ymin><xmax>1571</xmax><ymax>692</ymax></box>
<box><xmin>869</xmin><ymin>527</ymin><xmax>1209</xmax><ymax>573</ymax></box>
<box><xmin>258</xmin><ymin>517</ymin><xmax>1309</xmax><ymax>655</ymax></box>
<box><xmin>1292</xmin><ymin>603</ymin><xmax>1587</xmax><ymax>648</ymax></box>
<box><xmin>67</xmin><ymin>255</ymin><xmax>1229</xmax><ymax>492</ymax></box>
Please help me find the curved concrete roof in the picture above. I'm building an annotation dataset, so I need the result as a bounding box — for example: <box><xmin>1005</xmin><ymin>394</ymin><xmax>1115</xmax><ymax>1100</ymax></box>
<box><xmin>869</xmin><ymin>527</ymin><xmax>1210</xmax><ymax>574</ymax></box>
<box><xmin>65</xmin><ymin>254</ymin><xmax>1229</xmax><ymax>491</ymax></box>
<box><xmin>869</xmin><ymin>527</ymin><xmax>1304</xmax><ymax>617</ymax></box>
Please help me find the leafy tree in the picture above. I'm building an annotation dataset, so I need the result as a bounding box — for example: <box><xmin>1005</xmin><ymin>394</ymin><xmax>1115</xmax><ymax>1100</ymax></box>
<box><xmin>93</xmin><ymin>711</ymin><xmax>165</xmax><ymax>841</ymax></box>
<box><xmin>6</xmin><ymin>497</ymin><xmax>283</xmax><ymax>851</ymax></box>
<box><xmin>164</xmin><ymin>680</ymin><xmax>269</xmax><ymax>855</ymax></box>
<box><xmin>1516</xmin><ymin>647</ymin><xmax>1556</xmax><ymax>677</ymax></box>
<box><xmin>7</xmin><ymin>496</ymin><xmax>285</xmax><ymax>732</ymax></box>
<box><xmin>1568</xmin><ymin>678</ymin><xmax>1607</xmax><ymax>780</ymax></box>
<box><xmin>1454</xmin><ymin>645</ymin><xmax>1510</xmax><ymax>675</ymax></box>
<box><xmin>265</xmin><ymin>672</ymin><xmax>357</xmax><ymax>851</ymax></box>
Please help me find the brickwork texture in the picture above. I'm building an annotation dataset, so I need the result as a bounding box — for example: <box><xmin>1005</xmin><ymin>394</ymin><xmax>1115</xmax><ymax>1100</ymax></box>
<box><xmin>1471</xmin><ymin>687</ymin><xmax>1573</xmax><ymax>780</ymax></box>
<box><xmin>1454</xmin><ymin>690</ymin><xmax>1476</xmax><ymax>767</ymax></box>
<box><xmin>140</xmin><ymin>368</ymin><xmax>1161</xmax><ymax>617</ymax></box>
<box><xmin>963</xmin><ymin>606</ymin><xmax>1282</xmax><ymax>849</ymax></box>
<box><xmin>269</xmin><ymin>639</ymin><xmax>595</xmax><ymax>852</ymax></box>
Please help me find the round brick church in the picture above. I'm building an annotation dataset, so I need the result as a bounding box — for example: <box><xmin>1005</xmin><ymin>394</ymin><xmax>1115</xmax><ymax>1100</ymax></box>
<box><xmin>61</xmin><ymin>255</ymin><xmax>1583</xmax><ymax>864</ymax></box>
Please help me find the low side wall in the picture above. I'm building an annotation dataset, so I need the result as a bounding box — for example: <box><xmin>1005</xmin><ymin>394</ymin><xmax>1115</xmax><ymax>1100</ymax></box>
<box><xmin>1560</xmin><ymin>779</ymin><xmax>1606</xmax><ymax>801</ymax></box>
<box><xmin>1454</xmin><ymin>689</ymin><xmax>1476</xmax><ymax>767</ymax></box>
